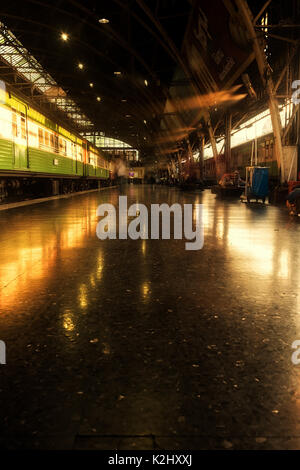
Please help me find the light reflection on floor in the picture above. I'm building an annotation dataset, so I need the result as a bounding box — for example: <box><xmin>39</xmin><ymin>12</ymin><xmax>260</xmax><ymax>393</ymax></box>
<box><xmin>0</xmin><ymin>186</ymin><xmax>300</xmax><ymax>449</ymax></box>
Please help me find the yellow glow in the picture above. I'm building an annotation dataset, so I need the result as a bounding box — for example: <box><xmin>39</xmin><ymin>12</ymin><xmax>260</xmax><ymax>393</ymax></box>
<box><xmin>0</xmin><ymin>104</ymin><xmax>14</xmax><ymax>139</ymax></box>
<box><xmin>204</xmin><ymin>102</ymin><xmax>293</xmax><ymax>159</ymax></box>
<box><xmin>78</xmin><ymin>63</ymin><xmax>84</xmax><ymax>70</ymax></box>
<box><xmin>216</xmin><ymin>218</ymin><xmax>225</xmax><ymax>240</ymax></box>
<box><xmin>0</xmin><ymin>201</ymin><xmax>101</xmax><ymax>311</ymax></box>
<box><xmin>89</xmin><ymin>82</ymin><xmax>94</xmax><ymax>88</ymax></box>
<box><xmin>90</xmin><ymin>274</ymin><xmax>95</xmax><ymax>288</ymax></box>
<box><xmin>61</xmin><ymin>33</ymin><xmax>69</xmax><ymax>41</ymax></box>
<box><xmin>97</xmin><ymin>252</ymin><xmax>104</xmax><ymax>280</ymax></box>
<box><xmin>227</xmin><ymin>226</ymin><xmax>274</xmax><ymax>277</ymax></box>
<box><xmin>79</xmin><ymin>284</ymin><xmax>88</xmax><ymax>308</ymax></box>
<box><xmin>144</xmin><ymin>79</ymin><xmax>148</xmax><ymax>86</ymax></box>
<box><xmin>97</xmin><ymin>96</ymin><xmax>101</xmax><ymax>102</ymax></box>
<box><xmin>63</xmin><ymin>314</ymin><xmax>75</xmax><ymax>332</ymax></box>
<box><xmin>142</xmin><ymin>282</ymin><xmax>150</xmax><ymax>299</ymax></box>
<box><xmin>99</xmin><ymin>18</ymin><xmax>109</xmax><ymax>24</ymax></box>
<box><xmin>201</xmin><ymin>206</ymin><xmax>214</xmax><ymax>230</ymax></box>
<box><xmin>0</xmin><ymin>238</ymin><xmax>57</xmax><ymax>310</ymax></box>
<box><xmin>114</xmin><ymin>71</ymin><xmax>122</xmax><ymax>75</ymax></box>
<box><xmin>277</xmin><ymin>250</ymin><xmax>289</xmax><ymax>279</ymax></box>
<box><xmin>62</xmin><ymin>224</ymin><xmax>84</xmax><ymax>249</ymax></box>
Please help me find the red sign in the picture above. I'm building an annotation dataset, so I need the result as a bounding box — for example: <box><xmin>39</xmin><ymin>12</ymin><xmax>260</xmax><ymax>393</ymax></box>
<box><xmin>183</xmin><ymin>0</ymin><xmax>253</xmax><ymax>92</ymax></box>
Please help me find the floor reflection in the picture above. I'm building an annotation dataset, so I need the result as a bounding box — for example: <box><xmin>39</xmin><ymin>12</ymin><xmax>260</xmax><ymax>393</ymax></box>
<box><xmin>0</xmin><ymin>185</ymin><xmax>300</xmax><ymax>448</ymax></box>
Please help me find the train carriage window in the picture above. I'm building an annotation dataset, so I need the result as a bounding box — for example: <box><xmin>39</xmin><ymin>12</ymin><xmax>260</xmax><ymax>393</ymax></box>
<box><xmin>265</xmin><ymin>140</ymin><xmax>270</xmax><ymax>159</ymax></box>
<box><xmin>59</xmin><ymin>137</ymin><xmax>66</xmax><ymax>155</ymax></box>
<box><xmin>44</xmin><ymin>131</ymin><xmax>50</xmax><ymax>147</ymax></box>
<box><xmin>270</xmin><ymin>140</ymin><xmax>273</xmax><ymax>159</ymax></box>
<box><xmin>50</xmin><ymin>133</ymin><xmax>55</xmax><ymax>149</ymax></box>
<box><xmin>38</xmin><ymin>128</ymin><xmax>44</xmax><ymax>147</ymax></box>
<box><xmin>12</xmin><ymin>108</ymin><xmax>18</xmax><ymax>138</ymax></box>
<box><xmin>27</xmin><ymin>121</ymin><xmax>38</xmax><ymax>147</ymax></box>
<box><xmin>20</xmin><ymin>113</ymin><xmax>26</xmax><ymax>140</ymax></box>
<box><xmin>71</xmin><ymin>142</ymin><xmax>76</xmax><ymax>159</ymax></box>
<box><xmin>78</xmin><ymin>146</ymin><xmax>82</xmax><ymax>161</ymax></box>
<box><xmin>65</xmin><ymin>140</ymin><xmax>71</xmax><ymax>158</ymax></box>
<box><xmin>54</xmin><ymin>135</ymin><xmax>59</xmax><ymax>153</ymax></box>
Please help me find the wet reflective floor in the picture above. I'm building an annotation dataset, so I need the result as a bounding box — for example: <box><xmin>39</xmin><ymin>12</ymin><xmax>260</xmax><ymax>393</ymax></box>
<box><xmin>0</xmin><ymin>185</ymin><xmax>300</xmax><ymax>450</ymax></box>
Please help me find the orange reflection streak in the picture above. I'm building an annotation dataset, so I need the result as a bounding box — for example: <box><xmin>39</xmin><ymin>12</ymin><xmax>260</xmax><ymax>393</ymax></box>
<box><xmin>0</xmin><ymin>200</ymin><xmax>100</xmax><ymax>311</ymax></box>
<box><xmin>0</xmin><ymin>238</ymin><xmax>57</xmax><ymax>310</ymax></box>
<box><xmin>156</xmin><ymin>86</ymin><xmax>246</xmax><ymax>147</ymax></box>
<box><xmin>169</xmin><ymin>86</ymin><xmax>246</xmax><ymax>113</ymax></box>
<box><xmin>141</xmin><ymin>281</ymin><xmax>151</xmax><ymax>301</ymax></box>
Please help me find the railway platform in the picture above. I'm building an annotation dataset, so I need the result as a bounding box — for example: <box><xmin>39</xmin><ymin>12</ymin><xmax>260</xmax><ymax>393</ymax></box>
<box><xmin>0</xmin><ymin>185</ymin><xmax>300</xmax><ymax>450</ymax></box>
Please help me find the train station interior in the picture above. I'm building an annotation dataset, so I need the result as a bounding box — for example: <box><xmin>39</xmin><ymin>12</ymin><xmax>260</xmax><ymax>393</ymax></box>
<box><xmin>0</xmin><ymin>0</ymin><xmax>300</xmax><ymax>452</ymax></box>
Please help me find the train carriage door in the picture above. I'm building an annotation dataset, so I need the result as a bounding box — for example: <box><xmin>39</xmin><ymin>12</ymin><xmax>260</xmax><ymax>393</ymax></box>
<box><xmin>11</xmin><ymin>108</ymin><xmax>19</xmax><ymax>167</ymax></box>
<box><xmin>82</xmin><ymin>144</ymin><xmax>87</xmax><ymax>177</ymax></box>
<box><xmin>12</xmin><ymin>107</ymin><xmax>28</xmax><ymax>169</ymax></box>
<box><xmin>74</xmin><ymin>142</ymin><xmax>77</xmax><ymax>174</ymax></box>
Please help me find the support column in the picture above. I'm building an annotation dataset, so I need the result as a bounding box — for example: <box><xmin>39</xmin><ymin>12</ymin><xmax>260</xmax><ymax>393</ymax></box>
<box><xmin>205</xmin><ymin>112</ymin><xmax>221</xmax><ymax>180</ymax></box>
<box><xmin>225</xmin><ymin>113</ymin><xmax>232</xmax><ymax>173</ymax></box>
<box><xmin>235</xmin><ymin>0</ymin><xmax>284</xmax><ymax>180</ymax></box>
<box><xmin>197</xmin><ymin>131</ymin><xmax>205</xmax><ymax>181</ymax></box>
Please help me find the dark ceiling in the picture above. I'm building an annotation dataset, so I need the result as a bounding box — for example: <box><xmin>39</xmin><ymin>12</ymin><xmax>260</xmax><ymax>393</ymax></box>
<box><xmin>0</xmin><ymin>0</ymin><xmax>192</xmax><ymax>153</ymax></box>
<box><xmin>0</xmin><ymin>0</ymin><xmax>298</xmax><ymax>160</ymax></box>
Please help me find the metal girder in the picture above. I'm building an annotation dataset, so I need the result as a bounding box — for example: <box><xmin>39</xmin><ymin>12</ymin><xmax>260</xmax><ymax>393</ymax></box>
<box><xmin>235</xmin><ymin>0</ymin><xmax>285</xmax><ymax>178</ymax></box>
<box><xmin>253</xmin><ymin>0</ymin><xmax>272</xmax><ymax>24</ymax></box>
<box><xmin>0</xmin><ymin>21</ymin><xmax>95</xmax><ymax>131</ymax></box>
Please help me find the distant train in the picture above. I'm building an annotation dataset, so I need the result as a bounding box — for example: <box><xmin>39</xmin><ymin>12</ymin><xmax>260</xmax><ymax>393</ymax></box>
<box><xmin>202</xmin><ymin>133</ymin><xmax>292</xmax><ymax>183</ymax></box>
<box><xmin>127</xmin><ymin>166</ymin><xmax>145</xmax><ymax>184</ymax></box>
<box><xmin>0</xmin><ymin>82</ymin><xmax>112</xmax><ymax>201</ymax></box>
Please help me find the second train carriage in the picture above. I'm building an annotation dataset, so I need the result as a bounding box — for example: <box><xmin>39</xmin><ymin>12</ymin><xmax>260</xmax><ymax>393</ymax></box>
<box><xmin>0</xmin><ymin>83</ymin><xmax>112</xmax><ymax>200</ymax></box>
<box><xmin>202</xmin><ymin>133</ymin><xmax>283</xmax><ymax>184</ymax></box>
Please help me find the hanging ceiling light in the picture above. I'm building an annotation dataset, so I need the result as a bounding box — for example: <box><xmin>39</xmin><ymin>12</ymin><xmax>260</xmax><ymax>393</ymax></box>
<box><xmin>61</xmin><ymin>33</ymin><xmax>69</xmax><ymax>41</ymax></box>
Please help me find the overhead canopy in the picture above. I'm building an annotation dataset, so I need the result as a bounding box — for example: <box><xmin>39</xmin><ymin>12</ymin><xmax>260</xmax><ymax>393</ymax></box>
<box><xmin>0</xmin><ymin>0</ymin><xmax>296</xmax><ymax>159</ymax></box>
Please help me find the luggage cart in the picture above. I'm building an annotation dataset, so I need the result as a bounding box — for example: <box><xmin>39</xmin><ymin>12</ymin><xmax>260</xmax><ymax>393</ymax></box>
<box><xmin>241</xmin><ymin>166</ymin><xmax>269</xmax><ymax>203</ymax></box>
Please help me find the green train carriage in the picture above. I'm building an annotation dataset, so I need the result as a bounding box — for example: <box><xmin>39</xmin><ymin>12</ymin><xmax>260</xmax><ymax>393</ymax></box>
<box><xmin>0</xmin><ymin>82</ymin><xmax>110</xmax><ymax>201</ymax></box>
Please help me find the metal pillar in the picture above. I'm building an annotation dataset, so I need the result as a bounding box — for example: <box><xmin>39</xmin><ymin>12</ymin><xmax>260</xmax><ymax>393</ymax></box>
<box><xmin>198</xmin><ymin>132</ymin><xmax>204</xmax><ymax>181</ymax></box>
<box><xmin>225</xmin><ymin>113</ymin><xmax>232</xmax><ymax>173</ymax></box>
<box><xmin>205</xmin><ymin>112</ymin><xmax>220</xmax><ymax>180</ymax></box>
<box><xmin>235</xmin><ymin>0</ymin><xmax>284</xmax><ymax>180</ymax></box>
